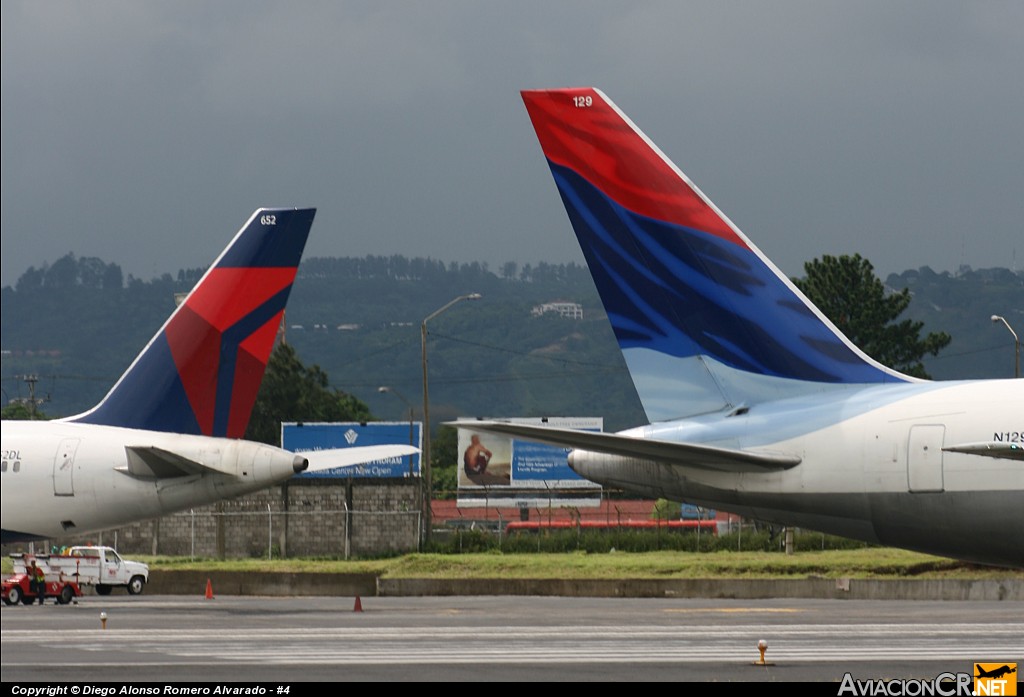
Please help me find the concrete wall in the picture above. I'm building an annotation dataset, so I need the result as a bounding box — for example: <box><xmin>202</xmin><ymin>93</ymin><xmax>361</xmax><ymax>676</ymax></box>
<box><xmin>7</xmin><ymin>478</ymin><xmax>422</xmax><ymax>559</ymax></box>
<box><xmin>141</xmin><ymin>572</ymin><xmax>1024</xmax><ymax>601</ymax></box>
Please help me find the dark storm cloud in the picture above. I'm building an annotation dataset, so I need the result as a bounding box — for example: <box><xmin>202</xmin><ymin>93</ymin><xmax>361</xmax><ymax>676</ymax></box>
<box><xmin>2</xmin><ymin>1</ymin><xmax>1022</xmax><ymax>286</ymax></box>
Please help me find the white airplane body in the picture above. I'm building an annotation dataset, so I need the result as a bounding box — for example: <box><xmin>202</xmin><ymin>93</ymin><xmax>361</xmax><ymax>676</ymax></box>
<box><xmin>461</xmin><ymin>88</ymin><xmax>1023</xmax><ymax>567</ymax></box>
<box><xmin>2</xmin><ymin>208</ymin><xmax>416</xmax><ymax>544</ymax></box>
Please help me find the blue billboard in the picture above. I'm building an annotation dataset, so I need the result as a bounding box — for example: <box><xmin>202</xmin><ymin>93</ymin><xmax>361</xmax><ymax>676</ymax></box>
<box><xmin>282</xmin><ymin>421</ymin><xmax>422</xmax><ymax>479</ymax></box>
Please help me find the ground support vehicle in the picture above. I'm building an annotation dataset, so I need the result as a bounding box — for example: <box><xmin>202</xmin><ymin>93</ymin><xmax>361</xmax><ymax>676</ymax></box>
<box><xmin>4</xmin><ymin>546</ymin><xmax>148</xmax><ymax>602</ymax></box>
<box><xmin>2</xmin><ymin>566</ymin><xmax>81</xmax><ymax>605</ymax></box>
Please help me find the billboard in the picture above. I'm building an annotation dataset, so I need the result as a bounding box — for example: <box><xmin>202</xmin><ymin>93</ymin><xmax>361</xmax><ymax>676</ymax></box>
<box><xmin>282</xmin><ymin>421</ymin><xmax>422</xmax><ymax>479</ymax></box>
<box><xmin>456</xmin><ymin>417</ymin><xmax>602</xmax><ymax>508</ymax></box>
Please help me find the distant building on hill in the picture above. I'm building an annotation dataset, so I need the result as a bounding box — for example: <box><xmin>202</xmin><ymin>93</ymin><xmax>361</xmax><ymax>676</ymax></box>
<box><xmin>531</xmin><ymin>301</ymin><xmax>583</xmax><ymax>320</ymax></box>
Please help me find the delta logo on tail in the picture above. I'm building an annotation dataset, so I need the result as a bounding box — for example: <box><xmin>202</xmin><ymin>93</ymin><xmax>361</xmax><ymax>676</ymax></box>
<box><xmin>70</xmin><ymin>209</ymin><xmax>314</xmax><ymax>438</ymax></box>
<box><xmin>522</xmin><ymin>88</ymin><xmax>908</xmax><ymax>419</ymax></box>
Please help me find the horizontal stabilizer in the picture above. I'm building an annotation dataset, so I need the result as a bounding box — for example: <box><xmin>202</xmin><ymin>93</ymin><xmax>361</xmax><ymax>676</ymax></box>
<box><xmin>943</xmin><ymin>442</ymin><xmax>1024</xmax><ymax>461</ymax></box>
<box><xmin>120</xmin><ymin>446</ymin><xmax>236</xmax><ymax>478</ymax></box>
<box><xmin>300</xmin><ymin>445</ymin><xmax>420</xmax><ymax>473</ymax></box>
<box><xmin>452</xmin><ymin>421</ymin><xmax>800</xmax><ymax>473</ymax></box>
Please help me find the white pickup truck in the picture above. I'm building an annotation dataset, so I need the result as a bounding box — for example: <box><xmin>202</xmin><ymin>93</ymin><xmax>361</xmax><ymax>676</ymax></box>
<box><xmin>13</xmin><ymin>546</ymin><xmax>149</xmax><ymax>596</ymax></box>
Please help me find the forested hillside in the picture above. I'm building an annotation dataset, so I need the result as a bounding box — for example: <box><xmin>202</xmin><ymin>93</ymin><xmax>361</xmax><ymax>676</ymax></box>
<box><xmin>883</xmin><ymin>266</ymin><xmax>1022</xmax><ymax>381</ymax></box>
<box><xmin>2</xmin><ymin>253</ymin><xmax>1021</xmax><ymax>429</ymax></box>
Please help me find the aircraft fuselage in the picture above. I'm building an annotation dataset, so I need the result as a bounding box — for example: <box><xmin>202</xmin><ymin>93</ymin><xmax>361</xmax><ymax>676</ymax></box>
<box><xmin>1</xmin><ymin>420</ymin><xmax>304</xmax><ymax>543</ymax></box>
<box><xmin>569</xmin><ymin>380</ymin><xmax>1024</xmax><ymax>566</ymax></box>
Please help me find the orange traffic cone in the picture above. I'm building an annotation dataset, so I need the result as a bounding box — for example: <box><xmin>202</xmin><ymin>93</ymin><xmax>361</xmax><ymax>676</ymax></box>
<box><xmin>205</xmin><ymin>579</ymin><xmax>214</xmax><ymax>600</ymax></box>
<box><xmin>353</xmin><ymin>596</ymin><xmax>363</xmax><ymax>612</ymax></box>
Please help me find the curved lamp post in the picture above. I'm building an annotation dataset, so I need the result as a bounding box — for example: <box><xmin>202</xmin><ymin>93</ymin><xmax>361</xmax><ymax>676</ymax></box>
<box><xmin>991</xmin><ymin>315</ymin><xmax>1020</xmax><ymax>378</ymax></box>
<box><xmin>421</xmin><ymin>293</ymin><xmax>481</xmax><ymax>545</ymax></box>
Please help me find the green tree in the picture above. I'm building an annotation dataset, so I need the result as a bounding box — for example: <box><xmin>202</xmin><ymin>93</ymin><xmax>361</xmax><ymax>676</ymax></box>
<box><xmin>430</xmin><ymin>425</ymin><xmax>459</xmax><ymax>498</ymax></box>
<box><xmin>651</xmin><ymin>498</ymin><xmax>682</xmax><ymax>520</ymax></box>
<box><xmin>0</xmin><ymin>403</ymin><xmax>48</xmax><ymax>420</ymax></box>
<box><xmin>794</xmin><ymin>254</ymin><xmax>951</xmax><ymax>378</ymax></box>
<box><xmin>245</xmin><ymin>343</ymin><xmax>373</xmax><ymax>445</ymax></box>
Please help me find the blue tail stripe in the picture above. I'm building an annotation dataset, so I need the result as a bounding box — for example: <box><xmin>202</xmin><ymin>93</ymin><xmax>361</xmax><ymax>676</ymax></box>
<box><xmin>551</xmin><ymin>162</ymin><xmax>902</xmax><ymax>384</ymax></box>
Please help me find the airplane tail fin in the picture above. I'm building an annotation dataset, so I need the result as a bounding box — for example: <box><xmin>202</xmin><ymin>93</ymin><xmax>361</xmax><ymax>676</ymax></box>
<box><xmin>69</xmin><ymin>208</ymin><xmax>316</xmax><ymax>437</ymax></box>
<box><xmin>521</xmin><ymin>88</ymin><xmax>913</xmax><ymax>421</ymax></box>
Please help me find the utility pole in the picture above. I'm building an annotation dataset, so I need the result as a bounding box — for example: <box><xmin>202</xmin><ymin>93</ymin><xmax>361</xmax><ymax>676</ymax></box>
<box><xmin>421</xmin><ymin>293</ymin><xmax>482</xmax><ymax>546</ymax></box>
<box><xmin>13</xmin><ymin>374</ymin><xmax>49</xmax><ymax>419</ymax></box>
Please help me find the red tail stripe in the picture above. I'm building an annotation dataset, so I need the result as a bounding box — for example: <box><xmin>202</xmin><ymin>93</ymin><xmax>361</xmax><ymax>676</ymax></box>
<box><xmin>522</xmin><ymin>88</ymin><xmax>745</xmax><ymax>247</ymax></box>
<box><xmin>185</xmin><ymin>268</ymin><xmax>297</xmax><ymax>332</ymax></box>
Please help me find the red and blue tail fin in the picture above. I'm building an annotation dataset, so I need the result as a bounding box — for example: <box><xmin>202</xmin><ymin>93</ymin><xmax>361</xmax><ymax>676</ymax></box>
<box><xmin>521</xmin><ymin>89</ymin><xmax>912</xmax><ymax>421</ymax></box>
<box><xmin>69</xmin><ymin>208</ymin><xmax>316</xmax><ymax>437</ymax></box>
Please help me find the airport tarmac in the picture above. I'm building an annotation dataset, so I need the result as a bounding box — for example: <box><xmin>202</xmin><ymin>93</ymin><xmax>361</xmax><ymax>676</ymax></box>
<box><xmin>2</xmin><ymin>595</ymin><xmax>1021</xmax><ymax>683</ymax></box>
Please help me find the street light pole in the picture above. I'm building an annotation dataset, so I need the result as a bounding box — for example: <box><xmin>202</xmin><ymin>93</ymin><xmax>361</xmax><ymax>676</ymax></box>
<box><xmin>421</xmin><ymin>293</ymin><xmax>482</xmax><ymax>546</ymax></box>
<box><xmin>378</xmin><ymin>386</ymin><xmax>416</xmax><ymax>476</ymax></box>
<box><xmin>991</xmin><ymin>315</ymin><xmax>1020</xmax><ymax>378</ymax></box>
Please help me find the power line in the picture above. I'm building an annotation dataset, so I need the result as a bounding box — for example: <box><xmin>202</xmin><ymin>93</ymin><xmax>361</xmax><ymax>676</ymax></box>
<box><xmin>430</xmin><ymin>330</ymin><xmax>626</xmax><ymax>371</ymax></box>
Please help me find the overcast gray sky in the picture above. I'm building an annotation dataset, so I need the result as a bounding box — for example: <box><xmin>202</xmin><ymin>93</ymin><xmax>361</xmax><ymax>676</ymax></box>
<box><xmin>3</xmin><ymin>1</ymin><xmax>1022</xmax><ymax>287</ymax></box>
